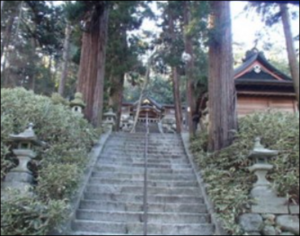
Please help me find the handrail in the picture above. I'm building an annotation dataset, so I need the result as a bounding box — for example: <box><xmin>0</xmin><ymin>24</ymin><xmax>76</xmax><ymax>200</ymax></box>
<box><xmin>143</xmin><ymin>113</ymin><xmax>149</xmax><ymax>235</ymax></box>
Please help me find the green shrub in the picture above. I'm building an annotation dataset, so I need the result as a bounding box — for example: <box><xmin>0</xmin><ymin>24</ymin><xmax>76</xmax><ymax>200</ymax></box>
<box><xmin>37</xmin><ymin>164</ymin><xmax>81</xmax><ymax>201</ymax></box>
<box><xmin>1</xmin><ymin>192</ymin><xmax>68</xmax><ymax>236</ymax></box>
<box><xmin>1</xmin><ymin>88</ymin><xmax>99</xmax><ymax>235</ymax></box>
<box><xmin>51</xmin><ymin>93</ymin><xmax>70</xmax><ymax>106</ymax></box>
<box><xmin>191</xmin><ymin>111</ymin><xmax>299</xmax><ymax>235</ymax></box>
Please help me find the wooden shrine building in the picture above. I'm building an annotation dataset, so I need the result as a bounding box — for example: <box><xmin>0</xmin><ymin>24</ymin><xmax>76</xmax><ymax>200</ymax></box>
<box><xmin>234</xmin><ymin>49</ymin><xmax>298</xmax><ymax>116</ymax></box>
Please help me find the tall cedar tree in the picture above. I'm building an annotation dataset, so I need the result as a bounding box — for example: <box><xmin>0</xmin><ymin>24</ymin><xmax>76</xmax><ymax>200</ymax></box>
<box><xmin>58</xmin><ymin>22</ymin><xmax>72</xmax><ymax>96</ymax></box>
<box><xmin>77</xmin><ymin>2</ymin><xmax>109</xmax><ymax>127</ymax></box>
<box><xmin>183</xmin><ymin>1</ymin><xmax>196</xmax><ymax>135</ymax></box>
<box><xmin>167</xmin><ymin>3</ymin><xmax>183</xmax><ymax>133</ymax></box>
<box><xmin>208</xmin><ymin>1</ymin><xmax>238</xmax><ymax>151</ymax></box>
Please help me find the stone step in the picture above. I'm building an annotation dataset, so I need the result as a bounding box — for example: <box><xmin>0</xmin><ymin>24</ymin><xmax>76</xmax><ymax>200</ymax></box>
<box><xmin>95</xmin><ymin>163</ymin><xmax>192</xmax><ymax>170</ymax></box>
<box><xmin>94</xmin><ymin>165</ymin><xmax>193</xmax><ymax>174</ymax></box>
<box><xmin>111</xmin><ymin>134</ymin><xmax>180</xmax><ymax>139</ymax></box>
<box><xmin>103</xmin><ymin>149</ymin><xmax>185</xmax><ymax>154</ymax></box>
<box><xmin>98</xmin><ymin>156</ymin><xmax>189</xmax><ymax>162</ymax></box>
<box><xmin>83</xmin><ymin>193</ymin><xmax>204</xmax><ymax>205</ymax></box>
<box><xmin>89</xmin><ymin>178</ymin><xmax>199</xmax><ymax>188</ymax></box>
<box><xmin>85</xmin><ymin>185</ymin><xmax>202</xmax><ymax>196</ymax></box>
<box><xmin>98</xmin><ymin>155</ymin><xmax>189</xmax><ymax>162</ymax></box>
<box><xmin>70</xmin><ymin>232</ymin><xmax>128</xmax><ymax>235</ymax></box>
<box><xmin>106</xmin><ymin>140</ymin><xmax>182</xmax><ymax>144</ymax></box>
<box><xmin>79</xmin><ymin>200</ymin><xmax>207</xmax><ymax>214</ymax></box>
<box><xmin>102</xmin><ymin>153</ymin><xmax>186</xmax><ymax>159</ymax></box>
<box><xmin>91</xmin><ymin>172</ymin><xmax>197</xmax><ymax>181</ymax></box>
<box><xmin>104</xmin><ymin>145</ymin><xmax>184</xmax><ymax>150</ymax></box>
<box><xmin>96</xmin><ymin>159</ymin><xmax>190</xmax><ymax>166</ymax></box>
<box><xmin>104</xmin><ymin>147</ymin><xmax>185</xmax><ymax>153</ymax></box>
<box><xmin>76</xmin><ymin>210</ymin><xmax>210</xmax><ymax>224</ymax></box>
<box><xmin>99</xmin><ymin>155</ymin><xmax>187</xmax><ymax>160</ymax></box>
<box><xmin>72</xmin><ymin>220</ymin><xmax>214</xmax><ymax>235</ymax></box>
<box><xmin>98</xmin><ymin>161</ymin><xmax>190</xmax><ymax>167</ymax></box>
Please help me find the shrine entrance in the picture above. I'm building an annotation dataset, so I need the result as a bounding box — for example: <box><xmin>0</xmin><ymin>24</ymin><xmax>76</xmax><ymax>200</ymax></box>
<box><xmin>132</xmin><ymin>97</ymin><xmax>164</xmax><ymax>124</ymax></box>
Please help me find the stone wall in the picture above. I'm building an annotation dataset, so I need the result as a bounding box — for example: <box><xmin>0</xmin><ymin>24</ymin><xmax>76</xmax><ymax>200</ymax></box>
<box><xmin>239</xmin><ymin>212</ymin><xmax>299</xmax><ymax>235</ymax></box>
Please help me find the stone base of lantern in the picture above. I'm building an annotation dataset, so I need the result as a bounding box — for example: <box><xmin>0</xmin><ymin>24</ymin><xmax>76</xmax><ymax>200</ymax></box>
<box><xmin>251</xmin><ymin>186</ymin><xmax>289</xmax><ymax>214</ymax></box>
<box><xmin>1</xmin><ymin>181</ymin><xmax>34</xmax><ymax>200</ymax></box>
<box><xmin>102</xmin><ymin>122</ymin><xmax>115</xmax><ymax>132</ymax></box>
<box><xmin>5</xmin><ymin>171</ymin><xmax>33</xmax><ymax>183</ymax></box>
<box><xmin>1</xmin><ymin>170</ymin><xmax>34</xmax><ymax>199</ymax></box>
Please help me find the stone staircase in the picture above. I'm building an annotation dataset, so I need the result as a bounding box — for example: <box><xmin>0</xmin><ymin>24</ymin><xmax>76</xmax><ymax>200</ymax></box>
<box><xmin>71</xmin><ymin>133</ymin><xmax>214</xmax><ymax>235</ymax></box>
<box><xmin>135</xmin><ymin>122</ymin><xmax>160</xmax><ymax>133</ymax></box>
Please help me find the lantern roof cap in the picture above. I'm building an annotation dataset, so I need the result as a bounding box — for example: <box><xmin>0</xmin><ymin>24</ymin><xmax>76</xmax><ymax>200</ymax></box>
<box><xmin>104</xmin><ymin>108</ymin><xmax>116</xmax><ymax>117</ymax></box>
<box><xmin>70</xmin><ymin>93</ymin><xmax>86</xmax><ymax>108</ymax></box>
<box><xmin>9</xmin><ymin>123</ymin><xmax>38</xmax><ymax>143</ymax></box>
<box><xmin>248</xmin><ymin>137</ymin><xmax>279</xmax><ymax>159</ymax></box>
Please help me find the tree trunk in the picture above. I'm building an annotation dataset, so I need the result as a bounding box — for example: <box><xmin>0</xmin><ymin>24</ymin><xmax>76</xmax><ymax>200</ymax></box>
<box><xmin>280</xmin><ymin>4</ymin><xmax>299</xmax><ymax>109</ymax></box>
<box><xmin>109</xmin><ymin>74</ymin><xmax>125</xmax><ymax>131</ymax></box>
<box><xmin>92</xmin><ymin>8</ymin><xmax>109</xmax><ymax>127</ymax></box>
<box><xmin>183</xmin><ymin>1</ymin><xmax>196</xmax><ymax>135</ymax></box>
<box><xmin>77</xmin><ymin>8</ymin><xmax>109</xmax><ymax>127</ymax></box>
<box><xmin>1</xmin><ymin>1</ymin><xmax>4</xmax><ymax>14</ymax></box>
<box><xmin>168</xmin><ymin>4</ymin><xmax>182</xmax><ymax>133</ymax></box>
<box><xmin>1</xmin><ymin>9</ymin><xmax>16</xmax><ymax>64</ymax></box>
<box><xmin>171</xmin><ymin>67</ymin><xmax>183</xmax><ymax>133</ymax></box>
<box><xmin>2</xmin><ymin>1</ymin><xmax>23</xmax><ymax>87</ymax></box>
<box><xmin>58</xmin><ymin>22</ymin><xmax>72</xmax><ymax>97</ymax></box>
<box><xmin>208</xmin><ymin>1</ymin><xmax>238</xmax><ymax>151</ymax></box>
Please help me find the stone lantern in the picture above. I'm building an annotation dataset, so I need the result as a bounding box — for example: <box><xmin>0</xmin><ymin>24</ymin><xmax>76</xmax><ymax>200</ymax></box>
<box><xmin>121</xmin><ymin>117</ymin><xmax>134</xmax><ymax>132</ymax></box>
<box><xmin>3</xmin><ymin>123</ymin><xmax>40</xmax><ymax>195</ymax></box>
<box><xmin>70</xmin><ymin>92</ymin><xmax>86</xmax><ymax>115</ymax></box>
<box><xmin>103</xmin><ymin>108</ymin><xmax>117</xmax><ymax>130</ymax></box>
<box><xmin>248</xmin><ymin>137</ymin><xmax>278</xmax><ymax>187</ymax></box>
<box><xmin>248</xmin><ymin>137</ymin><xmax>288</xmax><ymax>214</ymax></box>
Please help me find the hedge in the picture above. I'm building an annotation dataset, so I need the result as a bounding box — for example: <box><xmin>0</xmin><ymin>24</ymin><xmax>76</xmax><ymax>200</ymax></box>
<box><xmin>1</xmin><ymin>88</ymin><xmax>99</xmax><ymax>235</ymax></box>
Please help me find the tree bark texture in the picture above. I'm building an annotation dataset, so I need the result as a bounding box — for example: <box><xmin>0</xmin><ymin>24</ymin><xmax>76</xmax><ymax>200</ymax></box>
<box><xmin>1</xmin><ymin>8</ymin><xmax>16</xmax><ymax>64</ymax></box>
<box><xmin>109</xmin><ymin>74</ymin><xmax>125</xmax><ymax>131</ymax></box>
<box><xmin>168</xmin><ymin>5</ymin><xmax>182</xmax><ymax>133</ymax></box>
<box><xmin>1</xmin><ymin>1</ymin><xmax>4</xmax><ymax>14</ymax></box>
<box><xmin>2</xmin><ymin>1</ymin><xmax>23</xmax><ymax>87</ymax></box>
<box><xmin>208</xmin><ymin>1</ymin><xmax>238</xmax><ymax>151</ymax></box>
<box><xmin>77</xmin><ymin>8</ymin><xmax>109</xmax><ymax>127</ymax></box>
<box><xmin>280</xmin><ymin>4</ymin><xmax>299</xmax><ymax>109</ymax></box>
<box><xmin>183</xmin><ymin>1</ymin><xmax>196</xmax><ymax>135</ymax></box>
<box><xmin>59</xmin><ymin>22</ymin><xmax>72</xmax><ymax>96</ymax></box>
<box><xmin>171</xmin><ymin>67</ymin><xmax>183</xmax><ymax>133</ymax></box>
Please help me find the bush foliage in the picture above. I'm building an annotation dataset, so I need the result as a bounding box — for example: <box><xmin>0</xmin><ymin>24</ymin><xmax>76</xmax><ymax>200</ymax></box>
<box><xmin>190</xmin><ymin>112</ymin><xmax>299</xmax><ymax>235</ymax></box>
<box><xmin>1</xmin><ymin>88</ymin><xmax>98</xmax><ymax>235</ymax></box>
